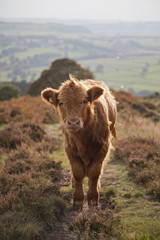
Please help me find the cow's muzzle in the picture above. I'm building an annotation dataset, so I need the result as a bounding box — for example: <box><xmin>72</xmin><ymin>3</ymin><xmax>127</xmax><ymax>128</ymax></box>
<box><xmin>66</xmin><ymin>118</ymin><xmax>81</xmax><ymax>130</ymax></box>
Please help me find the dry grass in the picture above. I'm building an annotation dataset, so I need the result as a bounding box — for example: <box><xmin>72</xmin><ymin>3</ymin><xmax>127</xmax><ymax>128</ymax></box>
<box><xmin>117</xmin><ymin>115</ymin><xmax>160</xmax><ymax>141</ymax></box>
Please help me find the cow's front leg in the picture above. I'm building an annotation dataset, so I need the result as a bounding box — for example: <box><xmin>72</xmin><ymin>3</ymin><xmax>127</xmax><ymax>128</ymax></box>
<box><xmin>72</xmin><ymin>175</ymin><xmax>84</xmax><ymax>210</ymax></box>
<box><xmin>70</xmin><ymin>158</ymin><xmax>85</xmax><ymax>210</ymax></box>
<box><xmin>87</xmin><ymin>143</ymin><xmax>109</xmax><ymax>207</ymax></box>
<box><xmin>87</xmin><ymin>162</ymin><xmax>102</xmax><ymax>207</ymax></box>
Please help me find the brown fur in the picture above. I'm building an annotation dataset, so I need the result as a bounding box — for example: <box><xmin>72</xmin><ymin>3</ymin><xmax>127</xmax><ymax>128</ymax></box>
<box><xmin>41</xmin><ymin>75</ymin><xmax>117</xmax><ymax>208</ymax></box>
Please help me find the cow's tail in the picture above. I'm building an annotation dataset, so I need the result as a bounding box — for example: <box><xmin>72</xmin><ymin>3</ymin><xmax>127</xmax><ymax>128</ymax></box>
<box><xmin>112</xmin><ymin>125</ymin><xmax>117</xmax><ymax>140</ymax></box>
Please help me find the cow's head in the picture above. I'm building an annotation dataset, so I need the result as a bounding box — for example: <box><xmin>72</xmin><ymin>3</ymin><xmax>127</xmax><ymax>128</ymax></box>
<box><xmin>41</xmin><ymin>75</ymin><xmax>103</xmax><ymax>132</ymax></box>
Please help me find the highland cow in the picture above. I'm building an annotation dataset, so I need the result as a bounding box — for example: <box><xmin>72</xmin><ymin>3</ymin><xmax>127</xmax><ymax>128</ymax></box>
<box><xmin>41</xmin><ymin>74</ymin><xmax>117</xmax><ymax>210</ymax></box>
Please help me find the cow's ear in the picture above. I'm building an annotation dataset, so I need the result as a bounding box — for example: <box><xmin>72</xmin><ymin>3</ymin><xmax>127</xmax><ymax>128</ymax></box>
<box><xmin>41</xmin><ymin>88</ymin><xmax>59</xmax><ymax>107</ymax></box>
<box><xmin>87</xmin><ymin>86</ymin><xmax>104</xmax><ymax>103</ymax></box>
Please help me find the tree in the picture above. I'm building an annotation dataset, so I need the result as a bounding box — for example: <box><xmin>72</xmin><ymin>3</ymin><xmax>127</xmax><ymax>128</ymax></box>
<box><xmin>0</xmin><ymin>84</ymin><xmax>21</xmax><ymax>101</ymax></box>
<box><xmin>95</xmin><ymin>64</ymin><xmax>104</xmax><ymax>73</ymax></box>
<box><xmin>26</xmin><ymin>58</ymin><xmax>94</xmax><ymax>96</ymax></box>
<box><xmin>141</xmin><ymin>66</ymin><xmax>148</xmax><ymax>77</ymax></box>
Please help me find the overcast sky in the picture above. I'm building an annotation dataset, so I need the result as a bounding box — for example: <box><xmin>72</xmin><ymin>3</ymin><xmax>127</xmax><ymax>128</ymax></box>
<box><xmin>1</xmin><ymin>0</ymin><xmax>160</xmax><ymax>21</ymax></box>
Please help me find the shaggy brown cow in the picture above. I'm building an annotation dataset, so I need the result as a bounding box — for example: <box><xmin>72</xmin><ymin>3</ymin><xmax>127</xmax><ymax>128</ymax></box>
<box><xmin>41</xmin><ymin>74</ymin><xmax>117</xmax><ymax>210</ymax></box>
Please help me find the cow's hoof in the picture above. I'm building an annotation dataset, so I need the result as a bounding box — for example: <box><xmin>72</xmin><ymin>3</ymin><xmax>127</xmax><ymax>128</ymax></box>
<box><xmin>88</xmin><ymin>200</ymin><xmax>99</xmax><ymax>210</ymax></box>
<box><xmin>73</xmin><ymin>202</ymin><xmax>83</xmax><ymax>211</ymax></box>
<box><xmin>88</xmin><ymin>205</ymin><xmax>99</xmax><ymax>210</ymax></box>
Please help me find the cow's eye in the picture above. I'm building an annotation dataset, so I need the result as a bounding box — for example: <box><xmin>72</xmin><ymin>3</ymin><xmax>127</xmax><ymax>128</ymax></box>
<box><xmin>81</xmin><ymin>100</ymin><xmax>88</xmax><ymax>104</ymax></box>
<box><xmin>59</xmin><ymin>102</ymin><xmax>63</xmax><ymax>106</ymax></box>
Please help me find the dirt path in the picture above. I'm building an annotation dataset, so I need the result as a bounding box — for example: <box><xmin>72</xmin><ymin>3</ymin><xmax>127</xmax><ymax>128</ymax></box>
<box><xmin>46</xmin><ymin>124</ymin><xmax>160</xmax><ymax>240</ymax></box>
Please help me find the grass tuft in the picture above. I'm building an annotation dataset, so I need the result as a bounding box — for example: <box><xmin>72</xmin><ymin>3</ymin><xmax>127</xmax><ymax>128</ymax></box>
<box><xmin>102</xmin><ymin>186</ymin><xmax>117</xmax><ymax>200</ymax></box>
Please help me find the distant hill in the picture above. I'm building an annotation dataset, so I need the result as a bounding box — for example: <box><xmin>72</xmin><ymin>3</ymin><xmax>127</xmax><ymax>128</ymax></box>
<box><xmin>26</xmin><ymin>58</ymin><xmax>94</xmax><ymax>96</ymax></box>
<box><xmin>1</xmin><ymin>19</ymin><xmax>160</xmax><ymax>36</ymax></box>
<box><xmin>84</xmin><ymin>22</ymin><xmax>160</xmax><ymax>36</ymax></box>
<box><xmin>0</xmin><ymin>21</ymin><xmax>90</xmax><ymax>35</ymax></box>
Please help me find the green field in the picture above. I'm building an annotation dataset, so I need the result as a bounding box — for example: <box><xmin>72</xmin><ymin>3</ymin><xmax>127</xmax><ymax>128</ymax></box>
<box><xmin>80</xmin><ymin>56</ymin><xmax>160</xmax><ymax>92</ymax></box>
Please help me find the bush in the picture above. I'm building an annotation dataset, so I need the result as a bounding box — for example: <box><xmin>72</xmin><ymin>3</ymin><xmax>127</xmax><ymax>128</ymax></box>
<box><xmin>0</xmin><ymin>83</ymin><xmax>21</xmax><ymax>101</ymax></box>
<box><xmin>26</xmin><ymin>58</ymin><xmax>94</xmax><ymax>96</ymax></box>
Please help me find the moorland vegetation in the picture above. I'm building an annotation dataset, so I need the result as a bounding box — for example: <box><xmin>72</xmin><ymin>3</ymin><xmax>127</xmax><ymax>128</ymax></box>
<box><xmin>0</xmin><ymin>81</ymin><xmax>160</xmax><ymax>239</ymax></box>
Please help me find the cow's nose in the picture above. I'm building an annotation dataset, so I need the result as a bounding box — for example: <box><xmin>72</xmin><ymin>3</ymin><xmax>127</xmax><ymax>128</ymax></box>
<box><xmin>67</xmin><ymin>118</ymin><xmax>80</xmax><ymax>127</ymax></box>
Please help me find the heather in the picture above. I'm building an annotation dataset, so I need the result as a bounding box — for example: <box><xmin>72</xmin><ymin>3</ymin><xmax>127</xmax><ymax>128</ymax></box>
<box><xmin>112</xmin><ymin>90</ymin><xmax>160</xmax><ymax>122</ymax></box>
<box><xmin>0</xmin><ymin>89</ymin><xmax>160</xmax><ymax>240</ymax></box>
<box><xmin>69</xmin><ymin>209</ymin><xmax>120</xmax><ymax>240</ymax></box>
<box><xmin>0</xmin><ymin>122</ymin><xmax>66</xmax><ymax>240</ymax></box>
<box><xmin>115</xmin><ymin>136</ymin><xmax>160</xmax><ymax>200</ymax></box>
<box><xmin>0</xmin><ymin>95</ymin><xmax>59</xmax><ymax>125</ymax></box>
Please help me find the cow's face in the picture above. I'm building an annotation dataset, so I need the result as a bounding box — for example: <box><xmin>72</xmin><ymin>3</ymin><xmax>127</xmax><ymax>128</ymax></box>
<box><xmin>41</xmin><ymin>75</ymin><xmax>103</xmax><ymax>132</ymax></box>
